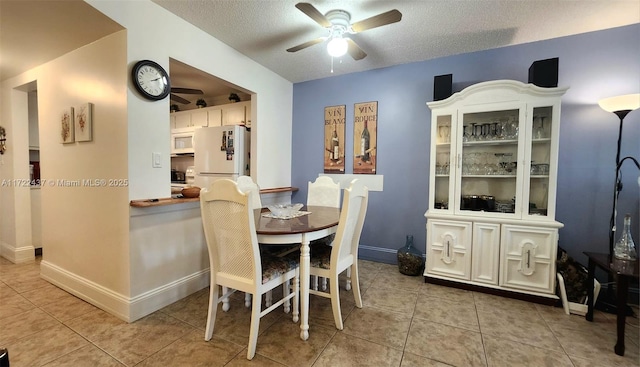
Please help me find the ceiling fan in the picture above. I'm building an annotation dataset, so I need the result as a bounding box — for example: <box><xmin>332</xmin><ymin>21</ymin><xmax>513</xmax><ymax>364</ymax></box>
<box><xmin>170</xmin><ymin>87</ymin><xmax>203</xmax><ymax>104</ymax></box>
<box><xmin>287</xmin><ymin>2</ymin><xmax>402</xmax><ymax>60</ymax></box>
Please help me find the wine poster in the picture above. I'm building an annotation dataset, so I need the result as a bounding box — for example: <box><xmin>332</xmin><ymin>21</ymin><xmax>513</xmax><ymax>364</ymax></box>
<box><xmin>324</xmin><ymin>105</ymin><xmax>345</xmax><ymax>173</ymax></box>
<box><xmin>353</xmin><ymin>101</ymin><xmax>377</xmax><ymax>174</ymax></box>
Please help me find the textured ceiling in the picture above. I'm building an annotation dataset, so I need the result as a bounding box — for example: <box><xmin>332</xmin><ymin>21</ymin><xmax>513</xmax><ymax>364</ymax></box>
<box><xmin>0</xmin><ymin>0</ymin><xmax>123</xmax><ymax>82</ymax></box>
<box><xmin>1</xmin><ymin>1</ymin><xmax>638</xmax><ymax>103</ymax></box>
<box><xmin>153</xmin><ymin>0</ymin><xmax>640</xmax><ymax>83</ymax></box>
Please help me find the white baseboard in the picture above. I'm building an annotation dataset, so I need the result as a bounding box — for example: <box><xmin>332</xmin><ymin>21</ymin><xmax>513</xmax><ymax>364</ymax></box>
<box><xmin>40</xmin><ymin>260</ymin><xmax>210</xmax><ymax>323</ymax></box>
<box><xmin>0</xmin><ymin>241</ymin><xmax>35</xmax><ymax>263</ymax></box>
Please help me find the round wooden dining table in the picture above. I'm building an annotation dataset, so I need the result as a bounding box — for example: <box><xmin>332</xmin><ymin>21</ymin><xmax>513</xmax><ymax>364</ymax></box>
<box><xmin>254</xmin><ymin>205</ymin><xmax>340</xmax><ymax>340</ymax></box>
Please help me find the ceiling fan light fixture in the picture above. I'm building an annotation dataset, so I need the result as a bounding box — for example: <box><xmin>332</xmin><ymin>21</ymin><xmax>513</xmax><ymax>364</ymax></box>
<box><xmin>327</xmin><ymin>36</ymin><xmax>348</xmax><ymax>57</ymax></box>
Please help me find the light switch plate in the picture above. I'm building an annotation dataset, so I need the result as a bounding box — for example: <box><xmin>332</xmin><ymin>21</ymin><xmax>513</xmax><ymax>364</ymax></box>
<box><xmin>152</xmin><ymin>152</ymin><xmax>162</xmax><ymax>168</ymax></box>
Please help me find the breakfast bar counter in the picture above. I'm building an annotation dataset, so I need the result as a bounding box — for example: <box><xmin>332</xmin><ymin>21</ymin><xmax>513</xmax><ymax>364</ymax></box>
<box><xmin>130</xmin><ymin>197</ymin><xmax>200</xmax><ymax>207</ymax></box>
<box><xmin>129</xmin><ymin>187</ymin><xmax>299</xmax><ymax>208</ymax></box>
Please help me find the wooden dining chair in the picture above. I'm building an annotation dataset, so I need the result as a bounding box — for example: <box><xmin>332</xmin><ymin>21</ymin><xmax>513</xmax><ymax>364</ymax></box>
<box><xmin>237</xmin><ymin>175</ymin><xmax>262</xmax><ymax>209</ymax></box>
<box><xmin>307</xmin><ymin>176</ymin><xmax>341</xmax><ymax>291</ymax></box>
<box><xmin>308</xmin><ymin>179</ymin><xmax>368</xmax><ymax>330</ymax></box>
<box><xmin>236</xmin><ymin>175</ymin><xmax>262</xmax><ymax>307</ymax></box>
<box><xmin>200</xmin><ymin>179</ymin><xmax>299</xmax><ymax>360</ymax></box>
<box><xmin>307</xmin><ymin>175</ymin><xmax>341</xmax><ymax>208</ymax></box>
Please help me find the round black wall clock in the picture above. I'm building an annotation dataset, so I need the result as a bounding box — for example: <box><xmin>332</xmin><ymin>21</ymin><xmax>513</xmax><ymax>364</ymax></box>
<box><xmin>132</xmin><ymin>60</ymin><xmax>171</xmax><ymax>101</ymax></box>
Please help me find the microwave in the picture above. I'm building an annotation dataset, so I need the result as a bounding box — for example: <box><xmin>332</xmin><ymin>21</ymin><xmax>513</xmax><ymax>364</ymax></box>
<box><xmin>171</xmin><ymin>132</ymin><xmax>195</xmax><ymax>154</ymax></box>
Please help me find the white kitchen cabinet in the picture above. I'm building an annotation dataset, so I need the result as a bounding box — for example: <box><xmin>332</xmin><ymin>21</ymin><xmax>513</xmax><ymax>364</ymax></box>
<box><xmin>207</xmin><ymin>108</ymin><xmax>222</xmax><ymax>127</ymax></box>
<box><xmin>223</xmin><ymin>101</ymin><xmax>249</xmax><ymax>126</ymax></box>
<box><xmin>424</xmin><ymin>80</ymin><xmax>568</xmax><ymax>301</ymax></box>
<box><xmin>191</xmin><ymin>109</ymin><xmax>208</xmax><ymax>128</ymax></box>
<box><xmin>173</xmin><ymin>111</ymin><xmax>192</xmax><ymax>131</ymax></box>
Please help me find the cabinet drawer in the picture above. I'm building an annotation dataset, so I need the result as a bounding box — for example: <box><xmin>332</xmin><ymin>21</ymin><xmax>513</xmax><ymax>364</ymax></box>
<box><xmin>426</xmin><ymin>220</ymin><xmax>472</xmax><ymax>280</ymax></box>
<box><xmin>500</xmin><ymin>225</ymin><xmax>557</xmax><ymax>293</ymax></box>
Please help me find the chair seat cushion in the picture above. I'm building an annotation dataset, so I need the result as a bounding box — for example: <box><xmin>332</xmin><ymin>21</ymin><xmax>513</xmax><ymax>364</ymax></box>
<box><xmin>261</xmin><ymin>253</ymin><xmax>299</xmax><ymax>284</ymax></box>
<box><xmin>309</xmin><ymin>243</ymin><xmax>333</xmax><ymax>270</ymax></box>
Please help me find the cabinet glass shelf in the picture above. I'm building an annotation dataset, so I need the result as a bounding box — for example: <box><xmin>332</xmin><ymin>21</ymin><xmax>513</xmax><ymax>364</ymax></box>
<box><xmin>462</xmin><ymin>139</ymin><xmax>518</xmax><ymax>147</ymax></box>
<box><xmin>461</xmin><ymin>175</ymin><xmax>517</xmax><ymax>178</ymax></box>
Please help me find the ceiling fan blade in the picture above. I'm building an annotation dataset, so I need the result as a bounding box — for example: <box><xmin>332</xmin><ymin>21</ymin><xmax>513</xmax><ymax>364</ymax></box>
<box><xmin>295</xmin><ymin>2</ymin><xmax>331</xmax><ymax>28</ymax></box>
<box><xmin>171</xmin><ymin>87</ymin><xmax>203</xmax><ymax>94</ymax></box>
<box><xmin>170</xmin><ymin>94</ymin><xmax>191</xmax><ymax>104</ymax></box>
<box><xmin>287</xmin><ymin>37</ymin><xmax>327</xmax><ymax>53</ymax></box>
<box><xmin>351</xmin><ymin>9</ymin><xmax>402</xmax><ymax>33</ymax></box>
<box><xmin>346</xmin><ymin>39</ymin><xmax>367</xmax><ymax>60</ymax></box>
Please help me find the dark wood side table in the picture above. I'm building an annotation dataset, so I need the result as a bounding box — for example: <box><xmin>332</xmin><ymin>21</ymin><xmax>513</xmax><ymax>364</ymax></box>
<box><xmin>584</xmin><ymin>252</ymin><xmax>639</xmax><ymax>356</ymax></box>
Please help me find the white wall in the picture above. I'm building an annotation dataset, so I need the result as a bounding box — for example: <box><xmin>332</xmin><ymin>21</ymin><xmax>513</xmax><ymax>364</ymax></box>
<box><xmin>86</xmin><ymin>0</ymin><xmax>293</xmax><ymax>320</ymax></box>
<box><xmin>1</xmin><ymin>0</ymin><xmax>294</xmax><ymax>322</ymax></box>
<box><xmin>87</xmin><ymin>0</ymin><xmax>293</xmax><ymax>200</ymax></box>
<box><xmin>1</xmin><ymin>31</ymin><xmax>131</xmax><ymax>305</ymax></box>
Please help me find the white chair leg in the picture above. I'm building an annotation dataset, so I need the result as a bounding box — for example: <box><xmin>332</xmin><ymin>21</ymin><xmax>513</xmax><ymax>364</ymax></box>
<box><xmin>283</xmin><ymin>282</ymin><xmax>291</xmax><ymax>313</ymax></box>
<box><xmin>222</xmin><ymin>286</ymin><xmax>230</xmax><ymax>312</ymax></box>
<box><xmin>351</xmin><ymin>264</ymin><xmax>362</xmax><ymax>308</ymax></box>
<box><xmin>329</xmin><ymin>273</ymin><xmax>343</xmax><ymax>330</ymax></box>
<box><xmin>205</xmin><ymin>284</ymin><xmax>219</xmax><ymax>341</ymax></box>
<box><xmin>245</xmin><ymin>292</ymin><xmax>251</xmax><ymax>308</ymax></box>
<box><xmin>321</xmin><ymin>277</ymin><xmax>328</xmax><ymax>291</ymax></box>
<box><xmin>313</xmin><ymin>275</ymin><xmax>319</xmax><ymax>291</ymax></box>
<box><xmin>293</xmin><ymin>269</ymin><xmax>300</xmax><ymax>323</ymax></box>
<box><xmin>266</xmin><ymin>290</ymin><xmax>273</xmax><ymax>308</ymax></box>
<box><xmin>345</xmin><ymin>267</ymin><xmax>352</xmax><ymax>291</ymax></box>
<box><xmin>246</xmin><ymin>291</ymin><xmax>261</xmax><ymax>360</ymax></box>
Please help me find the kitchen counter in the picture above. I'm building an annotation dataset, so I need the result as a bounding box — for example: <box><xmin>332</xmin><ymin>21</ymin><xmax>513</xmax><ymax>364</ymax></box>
<box><xmin>130</xmin><ymin>187</ymin><xmax>298</xmax><ymax>208</ymax></box>
<box><xmin>130</xmin><ymin>197</ymin><xmax>200</xmax><ymax>207</ymax></box>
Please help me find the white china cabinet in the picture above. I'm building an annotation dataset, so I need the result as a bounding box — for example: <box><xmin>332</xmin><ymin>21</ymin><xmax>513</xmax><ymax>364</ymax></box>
<box><xmin>424</xmin><ymin>80</ymin><xmax>568</xmax><ymax>301</ymax></box>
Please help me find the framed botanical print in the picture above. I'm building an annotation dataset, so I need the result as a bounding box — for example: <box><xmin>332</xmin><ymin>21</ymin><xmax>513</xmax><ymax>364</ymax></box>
<box><xmin>75</xmin><ymin>103</ymin><xmax>93</xmax><ymax>142</ymax></box>
<box><xmin>324</xmin><ymin>105</ymin><xmax>345</xmax><ymax>173</ymax></box>
<box><xmin>60</xmin><ymin>107</ymin><xmax>74</xmax><ymax>144</ymax></box>
<box><xmin>353</xmin><ymin>101</ymin><xmax>377</xmax><ymax>174</ymax></box>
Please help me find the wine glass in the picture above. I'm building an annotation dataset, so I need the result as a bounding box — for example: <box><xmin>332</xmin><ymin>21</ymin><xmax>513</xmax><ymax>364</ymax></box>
<box><xmin>534</xmin><ymin>116</ymin><xmax>545</xmax><ymax>139</ymax></box>
<box><xmin>462</xmin><ymin>125</ymin><xmax>470</xmax><ymax>142</ymax></box>
<box><xmin>438</xmin><ymin>125</ymin><xmax>450</xmax><ymax>143</ymax></box>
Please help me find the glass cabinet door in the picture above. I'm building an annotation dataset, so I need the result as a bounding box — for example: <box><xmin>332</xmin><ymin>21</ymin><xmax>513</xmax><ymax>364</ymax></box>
<box><xmin>526</xmin><ymin>106</ymin><xmax>554</xmax><ymax>218</ymax></box>
<box><xmin>432</xmin><ymin>114</ymin><xmax>452</xmax><ymax>211</ymax></box>
<box><xmin>457</xmin><ymin>107</ymin><xmax>523</xmax><ymax>216</ymax></box>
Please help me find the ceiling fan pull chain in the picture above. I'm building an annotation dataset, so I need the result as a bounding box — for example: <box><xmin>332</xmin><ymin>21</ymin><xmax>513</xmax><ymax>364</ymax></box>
<box><xmin>331</xmin><ymin>56</ymin><xmax>334</xmax><ymax>73</ymax></box>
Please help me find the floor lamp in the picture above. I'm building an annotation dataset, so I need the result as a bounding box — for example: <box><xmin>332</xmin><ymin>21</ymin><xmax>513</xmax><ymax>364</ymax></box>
<box><xmin>597</xmin><ymin>93</ymin><xmax>640</xmax><ymax>258</ymax></box>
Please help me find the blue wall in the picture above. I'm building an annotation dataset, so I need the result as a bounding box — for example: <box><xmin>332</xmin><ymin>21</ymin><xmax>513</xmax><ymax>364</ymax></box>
<box><xmin>292</xmin><ymin>24</ymin><xmax>640</xmax><ymax>264</ymax></box>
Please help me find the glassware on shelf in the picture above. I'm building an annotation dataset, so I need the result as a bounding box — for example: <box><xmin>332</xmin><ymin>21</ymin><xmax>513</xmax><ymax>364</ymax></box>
<box><xmin>498</xmin><ymin>118</ymin><xmax>508</xmax><ymax>140</ymax></box>
<box><xmin>436</xmin><ymin>152</ymin><xmax>450</xmax><ymax>175</ymax></box>
<box><xmin>534</xmin><ymin>116</ymin><xmax>546</xmax><ymax>139</ymax></box>
<box><xmin>507</xmin><ymin>117</ymin><xmax>519</xmax><ymax>139</ymax></box>
<box><xmin>499</xmin><ymin>153</ymin><xmax>514</xmax><ymax>175</ymax></box>
<box><xmin>614</xmin><ymin>214</ymin><xmax>637</xmax><ymax>261</ymax></box>
<box><xmin>487</xmin><ymin>152</ymin><xmax>499</xmax><ymax>174</ymax></box>
<box><xmin>438</xmin><ymin>124</ymin><xmax>450</xmax><ymax>143</ymax></box>
<box><xmin>470</xmin><ymin>123</ymin><xmax>478</xmax><ymax>141</ymax></box>
<box><xmin>462</xmin><ymin>125</ymin><xmax>470</xmax><ymax>142</ymax></box>
<box><xmin>481</xmin><ymin>123</ymin><xmax>491</xmax><ymax>141</ymax></box>
<box><xmin>490</xmin><ymin>122</ymin><xmax>497</xmax><ymax>140</ymax></box>
<box><xmin>462</xmin><ymin>153</ymin><xmax>470</xmax><ymax>175</ymax></box>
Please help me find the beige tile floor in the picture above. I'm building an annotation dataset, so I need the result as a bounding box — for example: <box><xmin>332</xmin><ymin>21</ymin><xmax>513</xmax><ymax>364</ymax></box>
<box><xmin>1</xmin><ymin>256</ymin><xmax>638</xmax><ymax>367</ymax></box>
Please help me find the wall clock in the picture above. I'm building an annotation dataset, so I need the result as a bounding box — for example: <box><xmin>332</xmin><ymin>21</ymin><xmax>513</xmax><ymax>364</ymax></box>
<box><xmin>131</xmin><ymin>60</ymin><xmax>171</xmax><ymax>101</ymax></box>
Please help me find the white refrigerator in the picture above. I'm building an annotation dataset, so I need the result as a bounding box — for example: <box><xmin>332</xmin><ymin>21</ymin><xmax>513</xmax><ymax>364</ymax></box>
<box><xmin>193</xmin><ymin>125</ymin><xmax>249</xmax><ymax>189</ymax></box>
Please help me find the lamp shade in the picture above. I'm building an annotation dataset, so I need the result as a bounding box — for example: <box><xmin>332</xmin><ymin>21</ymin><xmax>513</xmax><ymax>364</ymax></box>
<box><xmin>327</xmin><ymin>37</ymin><xmax>348</xmax><ymax>57</ymax></box>
<box><xmin>598</xmin><ymin>93</ymin><xmax>640</xmax><ymax>113</ymax></box>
